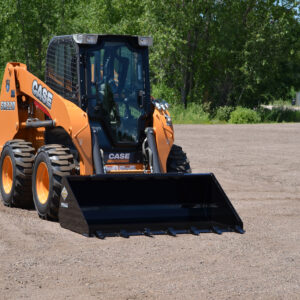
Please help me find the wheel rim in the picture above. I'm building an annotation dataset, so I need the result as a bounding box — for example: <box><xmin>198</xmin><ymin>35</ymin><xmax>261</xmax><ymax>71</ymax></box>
<box><xmin>36</xmin><ymin>162</ymin><xmax>49</xmax><ymax>205</ymax></box>
<box><xmin>2</xmin><ymin>155</ymin><xmax>13</xmax><ymax>194</ymax></box>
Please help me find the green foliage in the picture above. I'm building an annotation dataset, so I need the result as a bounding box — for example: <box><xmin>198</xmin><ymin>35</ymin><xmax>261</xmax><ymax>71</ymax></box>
<box><xmin>229</xmin><ymin>107</ymin><xmax>261</xmax><ymax>124</ymax></box>
<box><xmin>271</xmin><ymin>99</ymin><xmax>293</xmax><ymax>106</ymax></box>
<box><xmin>151</xmin><ymin>83</ymin><xmax>179</xmax><ymax>105</ymax></box>
<box><xmin>0</xmin><ymin>0</ymin><xmax>299</xmax><ymax>116</ymax></box>
<box><xmin>0</xmin><ymin>70</ymin><xmax>3</xmax><ymax>85</ymax></box>
<box><xmin>169</xmin><ymin>103</ymin><xmax>210</xmax><ymax>124</ymax></box>
<box><xmin>259</xmin><ymin>108</ymin><xmax>300</xmax><ymax>123</ymax></box>
<box><xmin>142</xmin><ymin>0</ymin><xmax>300</xmax><ymax>110</ymax></box>
<box><xmin>215</xmin><ymin>106</ymin><xmax>234</xmax><ymax>122</ymax></box>
<box><xmin>168</xmin><ymin>103</ymin><xmax>300</xmax><ymax>124</ymax></box>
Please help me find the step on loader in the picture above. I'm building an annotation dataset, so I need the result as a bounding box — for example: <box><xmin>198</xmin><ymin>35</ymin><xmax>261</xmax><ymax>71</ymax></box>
<box><xmin>0</xmin><ymin>34</ymin><xmax>244</xmax><ymax>238</ymax></box>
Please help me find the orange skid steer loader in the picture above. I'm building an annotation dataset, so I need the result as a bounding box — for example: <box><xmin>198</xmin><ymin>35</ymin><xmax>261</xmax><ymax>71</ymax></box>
<box><xmin>0</xmin><ymin>34</ymin><xmax>244</xmax><ymax>238</ymax></box>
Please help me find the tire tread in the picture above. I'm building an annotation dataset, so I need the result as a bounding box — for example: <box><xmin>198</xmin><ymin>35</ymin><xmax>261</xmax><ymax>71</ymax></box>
<box><xmin>33</xmin><ymin>144</ymin><xmax>74</xmax><ymax>219</ymax></box>
<box><xmin>167</xmin><ymin>144</ymin><xmax>192</xmax><ymax>173</ymax></box>
<box><xmin>0</xmin><ymin>139</ymin><xmax>35</xmax><ymax>208</ymax></box>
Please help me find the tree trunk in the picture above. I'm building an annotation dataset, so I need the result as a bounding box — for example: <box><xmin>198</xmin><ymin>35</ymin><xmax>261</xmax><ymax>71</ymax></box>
<box><xmin>181</xmin><ymin>31</ymin><xmax>192</xmax><ymax>109</ymax></box>
<box><xmin>17</xmin><ymin>0</ymin><xmax>30</xmax><ymax>70</ymax></box>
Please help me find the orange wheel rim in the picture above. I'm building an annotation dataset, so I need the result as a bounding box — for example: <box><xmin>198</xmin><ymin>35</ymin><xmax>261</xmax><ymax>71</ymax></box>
<box><xmin>2</xmin><ymin>156</ymin><xmax>13</xmax><ymax>194</ymax></box>
<box><xmin>36</xmin><ymin>162</ymin><xmax>49</xmax><ymax>205</ymax></box>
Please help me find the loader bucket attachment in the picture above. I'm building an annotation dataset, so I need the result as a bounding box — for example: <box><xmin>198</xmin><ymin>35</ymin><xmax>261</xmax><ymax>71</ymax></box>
<box><xmin>58</xmin><ymin>173</ymin><xmax>244</xmax><ymax>238</ymax></box>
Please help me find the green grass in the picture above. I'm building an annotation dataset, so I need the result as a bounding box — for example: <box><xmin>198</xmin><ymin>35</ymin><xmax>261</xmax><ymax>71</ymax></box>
<box><xmin>169</xmin><ymin>102</ymin><xmax>211</xmax><ymax>124</ymax></box>
<box><xmin>258</xmin><ymin>107</ymin><xmax>300</xmax><ymax>123</ymax></box>
<box><xmin>151</xmin><ymin>83</ymin><xmax>300</xmax><ymax>124</ymax></box>
<box><xmin>168</xmin><ymin>103</ymin><xmax>300</xmax><ymax>124</ymax></box>
<box><xmin>270</xmin><ymin>99</ymin><xmax>294</xmax><ymax>106</ymax></box>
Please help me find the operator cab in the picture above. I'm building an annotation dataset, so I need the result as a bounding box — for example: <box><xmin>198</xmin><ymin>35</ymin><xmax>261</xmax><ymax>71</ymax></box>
<box><xmin>45</xmin><ymin>34</ymin><xmax>153</xmax><ymax>148</ymax></box>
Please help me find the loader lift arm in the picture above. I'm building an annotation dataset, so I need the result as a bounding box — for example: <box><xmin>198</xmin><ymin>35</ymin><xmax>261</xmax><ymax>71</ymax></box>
<box><xmin>0</xmin><ymin>62</ymin><xmax>93</xmax><ymax>175</ymax></box>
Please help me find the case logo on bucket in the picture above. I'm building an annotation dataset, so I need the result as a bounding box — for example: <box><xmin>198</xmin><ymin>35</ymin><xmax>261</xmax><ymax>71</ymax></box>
<box><xmin>108</xmin><ymin>153</ymin><xmax>130</xmax><ymax>160</ymax></box>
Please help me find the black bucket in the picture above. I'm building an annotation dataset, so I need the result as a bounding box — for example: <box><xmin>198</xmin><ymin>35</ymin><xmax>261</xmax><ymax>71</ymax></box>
<box><xmin>58</xmin><ymin>173</ymin><xmax>244</xmax><ymax>238</ymax></box>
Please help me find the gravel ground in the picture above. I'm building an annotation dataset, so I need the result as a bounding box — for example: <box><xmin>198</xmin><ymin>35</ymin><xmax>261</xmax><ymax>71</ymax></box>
<box><xmin>0</xmin><ymin>123</ymin><xmax>299</xmax><ymax>299</ymax></box>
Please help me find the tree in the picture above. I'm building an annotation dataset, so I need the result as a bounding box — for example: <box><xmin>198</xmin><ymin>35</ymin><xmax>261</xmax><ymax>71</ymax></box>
<box><xmin>0</xmin><ymin>0</ymin><xmax>299</xmax><ymax>111</ymax></box>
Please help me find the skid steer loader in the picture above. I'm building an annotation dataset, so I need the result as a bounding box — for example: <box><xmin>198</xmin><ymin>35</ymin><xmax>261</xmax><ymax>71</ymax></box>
<box><xmin>0</xmin><ymin>34</ymin><xmax>244</xmax><ymax>238</ymax></box>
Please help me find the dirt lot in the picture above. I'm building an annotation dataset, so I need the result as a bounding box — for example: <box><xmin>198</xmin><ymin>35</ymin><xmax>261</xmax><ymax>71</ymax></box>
<box><xmin>0</xmin><ymin>123</ymin><xmax>299</xmax><ymax>299</ymax></box>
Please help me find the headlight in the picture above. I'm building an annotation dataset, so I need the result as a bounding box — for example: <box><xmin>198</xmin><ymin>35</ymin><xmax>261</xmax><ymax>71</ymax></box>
<box><xmin>138</xmin><ymin>36</ymin><xmax>153</xmax><ymax>47</ymax></box>
<box><xmin>153</xmin><ymin>99</ymin><xmax>170</xmax><ymax>111</ymax></box>
<box><xmin>73</xmin><ymin>34</ymin><xmax>98</xmax><ymax>44</ymax></box>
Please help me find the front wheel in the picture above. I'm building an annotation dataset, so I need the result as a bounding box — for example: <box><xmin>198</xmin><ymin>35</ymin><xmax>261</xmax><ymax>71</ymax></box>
<box><xmin>167</xmin><ymin>144</ymin><xmax>192</xmax><ymax>173</ymax></box>
<box><xmin>0</xmin><ymin>140</ymin><xmax>34</xmax><ymax>208</ymax></box>
<box><xmin>32</xmin><ymin>145</ymin><xmax>75</xmax><ymax>220</ymax></box>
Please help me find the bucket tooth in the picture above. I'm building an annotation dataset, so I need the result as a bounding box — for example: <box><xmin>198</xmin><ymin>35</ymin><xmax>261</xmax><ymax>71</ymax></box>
<box><xmin>235</xmin><ymin>225</ymin><xmax>245</xmax><ymax>234</ymax></box>
<box><xmin>95</xmin><ymin>231</ymin><xmax>105</xmax><ymax>239</ymax></box>
<box><xmin>212</xmin><ymin>226</ymin><xmax>222</xmax><ymax>235</ymax></box>
<box><xmin>190</xmin><ymin>226</ymin><xmax>200</xmax><ymax>235</ymax></box>
<box><xmin>167</xmin><ymin>227</ymin><xmax>177</xmax><ymax>237</ymax></box>
<box><xmin>144</xmin><ymin>228</ymin><xmax>152</xmax><ymax>237</ymax></box>
<box><xmin>120</xmin><ymin>230</ymin><xmax>129</xmax><ymax>238</ymax></box>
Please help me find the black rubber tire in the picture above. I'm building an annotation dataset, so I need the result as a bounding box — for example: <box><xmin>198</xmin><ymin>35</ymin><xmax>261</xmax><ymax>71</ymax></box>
<box><xmin>0</xmin><ymin>139</ymin><xmax>35</xmax><ymax>208</ymax></box>
<box><xmin>167</xmin><ymin>144</ymin><xmax>192</xmax><ymax>173</ymax></box>
<box><xmin>32</xmin><ymin>144</ymin><xmax>75</xmax><ymax>220</ymax></box>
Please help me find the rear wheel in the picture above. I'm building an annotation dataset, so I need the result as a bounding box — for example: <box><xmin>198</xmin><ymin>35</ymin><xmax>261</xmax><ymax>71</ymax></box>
<box><xmin>167</xmin><ymin>144</ymin><xmax>191</xmax><ymax>173</ymax></box>
<box><xmin>32</xmin><ymin>145</ymin><xmax>75</xmax><ymax>220</ymax></box>
<box><xmin>0</xmin><ymin>140</ymin><xmax>35</xmax><ymax>208</ymax></box>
